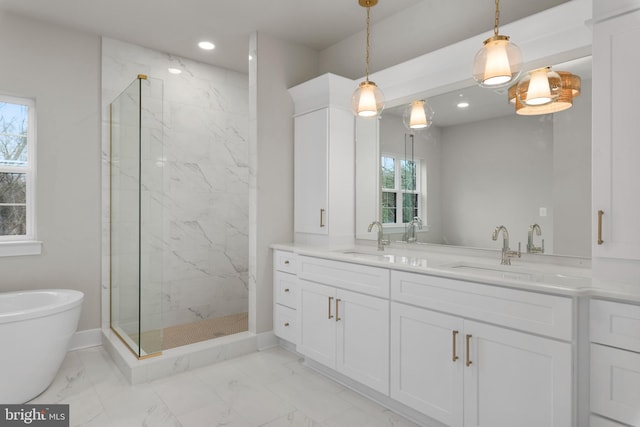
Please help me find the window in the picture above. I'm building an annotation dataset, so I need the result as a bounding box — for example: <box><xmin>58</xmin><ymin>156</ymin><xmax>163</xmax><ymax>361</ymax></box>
<box><xmin>381</xmin><ymin>153</ymin><xmax>421</xmax><ymax>226</ymax></box>
<box><xmin>0</xmin><ymin>95</ymin><xmax>37</xmax><ymax>252</ymax></box>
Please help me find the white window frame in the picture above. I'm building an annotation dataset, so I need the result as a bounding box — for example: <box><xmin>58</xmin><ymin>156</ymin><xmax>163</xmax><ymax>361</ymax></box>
<box><xmin>381</xmin><ymin>152</ymin><xmax>424</xmax><ymax>232</ymax></box>
<box><xmin>0</xmin><ymin>94</ymin><xmax>41</xmax><ymax>256</ymax></box>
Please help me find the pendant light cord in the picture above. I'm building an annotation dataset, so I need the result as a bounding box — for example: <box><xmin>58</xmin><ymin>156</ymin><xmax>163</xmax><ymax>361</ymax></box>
<box><xmin>494</xmin><ymin>0</ymin><xmax>500</xmax><ymax>36</ymax></box>
<box><xmin>365</xmin><ymin>4</ymin><xmax>371</xmax><ymax>81</ymax></box>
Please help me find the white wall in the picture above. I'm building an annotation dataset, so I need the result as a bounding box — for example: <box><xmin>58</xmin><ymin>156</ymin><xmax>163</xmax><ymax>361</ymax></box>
<box><xmin>553</xmin><ymin>78</ymin><xmax>592</xmax><ymax>258</ymax></box>
<box><xmin>0</xmin><ymin>12</ymin><xmax>102</xmax><ymax>331</ymax></box>
<box><xmin>440</xmin><ymin>115</ymin><xmax>555</xmax><ymax>252</ymax></box>
<box><xmin>250</xmin><ymin>32</ymin><xmax>319</xmax><ymax>334</ymax></box>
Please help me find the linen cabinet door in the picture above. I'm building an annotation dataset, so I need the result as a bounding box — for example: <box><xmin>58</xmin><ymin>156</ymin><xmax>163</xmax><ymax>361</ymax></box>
<box><xmin>592</xmin><ymin>9</ymin><xmax>640</xmax><ymax>260</ymax></box>
<box><xmin>390</xmin><ymin>302</ymin><xmax>464</xmax><ymax>427</ymax></box>
<box><xmin>294</xmin><ymin>108</ymin><xmax>329</xmax><ymax>235</ymax></box>
<box><xmin>335</xmin><ymin>289</ymin><xmax>390</xmax><ymax>395</ymax></box>
<box><xmin>463</xmin><ymin>320</ymin><xmax>572</xmax><ymax>427</ymax></box>
<box><xmin>297</xmin><ymin>279</ymin><xmax>336</xmax><ymax>369</ymax></box>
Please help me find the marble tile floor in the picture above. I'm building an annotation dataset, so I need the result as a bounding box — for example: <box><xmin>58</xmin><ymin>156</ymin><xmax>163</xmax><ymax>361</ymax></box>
<box><xmin>29</xmin><ymin>345</ymin><xmax>420</xmax><ymax>427</ymax></box>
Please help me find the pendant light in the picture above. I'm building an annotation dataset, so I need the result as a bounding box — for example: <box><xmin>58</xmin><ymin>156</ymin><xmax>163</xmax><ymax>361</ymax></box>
<box><xmin>402</xmin><ymin>100</ymin><xmax>434</xmax><ymax>131</ymax></box>
<box><xmin>516</xmin><ymin>66</ymin><xmax>562</xmax><ymax>109</ymax></box>
<box><xmin>472</xmin><ymin>0</ymin><xmax>523</xmax><ymax>88</ymax></box>
<box><xmin>508</xmin><ymin>70</ymin><xmax>581</xmax><ymax>115</ymax></box>
<box><xmin>351</xmin><ymin>0</ymin><xmax>384</xmax><ymax>117</ymax></box>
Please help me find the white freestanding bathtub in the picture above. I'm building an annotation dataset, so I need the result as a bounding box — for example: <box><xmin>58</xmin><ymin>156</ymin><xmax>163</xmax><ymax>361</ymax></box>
<box><xmin>0</xmin><ymin>289</ymin><xmax>83</xmax><ymax>403</ymax></box>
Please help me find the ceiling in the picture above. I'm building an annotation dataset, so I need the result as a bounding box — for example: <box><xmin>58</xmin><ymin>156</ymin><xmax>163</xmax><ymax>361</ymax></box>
<box><xmin>0</xmin><ymin>0</ymin><xmax>571</xmax><ymax>74</ymax></box>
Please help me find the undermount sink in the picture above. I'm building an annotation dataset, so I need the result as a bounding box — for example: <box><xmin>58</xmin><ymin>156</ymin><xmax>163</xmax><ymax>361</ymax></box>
<box><xmin>341</xmin><ymin>251</ymin><xmax>430</xmax><ymax>267</ymax></box>
<box><xmin>447</xmin><ymin>263</ymin><xmax>590</xmax><ymax>286</ymax></box>
<box><xmin>448</xmin><ymin>263</ymin><xmax>534</xmax><ymax>281</ymax></box>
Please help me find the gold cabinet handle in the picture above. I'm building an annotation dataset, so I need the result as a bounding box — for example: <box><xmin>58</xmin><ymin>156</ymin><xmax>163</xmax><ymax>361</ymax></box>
<box><xmin>452</xmin><ymin>330</ymin><xmax>459</xmax><ymax>362</ymax></box>
<box><xmin>284</xmin><ymin>322</ymin><xmax>290</xmax><ymax>327</ymax></box>
<box><xmin>328</xmin><ymin>296</ymin><xmax>334</xmax><ymax>319</ymax></box>
<box><xmin>597</xmin><ymin>210</ymin><xmax>604</xmax><ymax>245</ymax></box>
<box><xmin>465</xmin><ymin>334</ymin><xmax>473</xmax><ymax>367</ymax></box>
<box><xmin>284</xmin><ymin>260</ymin><xmax>290</xmax><ymax>265</ymax></box>
<box><xmin>284</xmin><ymin>288</ymin><xmax>290</xmax><ymax>293</ymax></box>
<box><xmin>320</xmin><ymin>208</ymin><xmax>325</xmax><ymax>228</ymax></box>
<box><xmin>335</xmin><ymin>298</ymin><xmax>341</xmax><ymax>322</ymax></box>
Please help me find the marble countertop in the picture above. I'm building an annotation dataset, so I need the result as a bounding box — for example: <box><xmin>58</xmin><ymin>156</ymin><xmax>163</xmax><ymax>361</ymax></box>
<box><xmin>271</xmin><ymin>242</ymin><xmax>640</xmax><ymax>304</ymax></box>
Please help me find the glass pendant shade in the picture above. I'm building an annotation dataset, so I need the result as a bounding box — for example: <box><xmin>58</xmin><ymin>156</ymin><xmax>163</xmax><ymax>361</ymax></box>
<box><xmin>516</xmin><ymin>67</ymin><xmax>562</xmax><ymax>107</ymax></box>
<box><xmin>473</xmin><ymin>35</ymin><xmax>522</xmax><ymax>88</ymax></box>
<box><xmin>402</xmin><ymin>100</ymin><xmax>434</xmax><ymax>130</ymax></box>
<box><xmin>352</xmin><ymin>81</ymin><xmax>384</xmax><ymax>117</ymax></box>
<box><xmin>508</xmin><ymin>71</ymin><xmax>581</xmax><ymax>115</ymax></box>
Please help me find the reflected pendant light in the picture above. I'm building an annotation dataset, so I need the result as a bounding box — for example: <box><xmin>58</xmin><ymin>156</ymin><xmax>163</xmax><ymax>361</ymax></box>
<box><xmin>351</xmin><ymin>0</ymin><xmax>384</xmax><ymax>117</ymax></box>
<box><xmin>472</xmin><ymin>0</ymin><xmax>523</xmax><ymax>88</ymax></box>
<box><xmin>508</xmin><ymin>70</ymin><xmax>581</xmax><ymax>115</ymax></box>
<box><xmin>403</xmin><ymin>100</ymin><xmax>434</xmax><ymax>131</ymax></box>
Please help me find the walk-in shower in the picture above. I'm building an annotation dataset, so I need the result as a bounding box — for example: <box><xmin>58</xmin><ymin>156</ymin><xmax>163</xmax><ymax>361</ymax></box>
<box><xmin>109</xmin><ymin>73</ymin><xmax>249</xmax><ymax>359</ymax></box>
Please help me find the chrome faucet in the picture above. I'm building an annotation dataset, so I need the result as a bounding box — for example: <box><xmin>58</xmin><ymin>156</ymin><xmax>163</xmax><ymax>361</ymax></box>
<box><xmin>406</xmin><ymin>216</ymin><xmax>423</xmax><ymax>243</ymax></box>
<box><xmin>527</xmin><ymin>223</ymin><xmax>545</xmax><ymax>253</ymax></box>
<box><xmin>368</xmin><ymin>221</ymin><xmax>388</xmax><ymax>251</ymax></box>
<box><xmin>491</xmin><ymin>225</ymin><xmax>521</xmax><ymax>265</ymax></box>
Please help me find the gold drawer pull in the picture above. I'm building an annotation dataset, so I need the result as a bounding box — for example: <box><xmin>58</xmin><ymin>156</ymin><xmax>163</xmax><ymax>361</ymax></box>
<box><xmin>597</xmin><ymin>210</ymin><xmax>604</xmax><ymax>245</ymax></box>
<box><xmin>452</xmin><ymin>330</ymin><xmax>459</xmax><ymax>362</ymax></box>
<box><xmin>284</xmin><ymin>288</ymin><xmax>290</xmax><ymax>293</ymax></box>
<box><xmin>335</xmin><ymin>298</ymin><xmax>341</xmax><ymax>322</ymax></box>
<box><xmin>284</xmin><ymin>322</ymin><xmax>290</xmax><ymax>327</ymax></box>
<box><xmin>284</xmin><ymin>260</ymin><xmax>290</xmax><ymax>265</ymax></box>
<box><xmin>466</xmin><ymin>334</ymin><xmax>473</xmax><ymax>367</ymax></box>
<box><xmin>328</xmin><ymin>296</ymin><xmax>334</xmax><ymax>319</ymax></box>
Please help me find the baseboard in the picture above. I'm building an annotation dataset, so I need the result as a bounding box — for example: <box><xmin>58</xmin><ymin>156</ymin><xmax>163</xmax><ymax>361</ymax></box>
<box><xmin>69</xmin><ymin>328</ymin><xmax>102</xmax><ymax>350</ymax></box>
<box><xmin>256</xmin><ymin>331</ymin><xmax>278</xmax><ymax>350</ymax></box>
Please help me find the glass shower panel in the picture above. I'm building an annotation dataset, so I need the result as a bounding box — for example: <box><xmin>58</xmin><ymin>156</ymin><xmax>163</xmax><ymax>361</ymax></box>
<box><xmin>110</xmin><ymin>75</ymin><xmax>163</xmax><ymax>357</ymax></box>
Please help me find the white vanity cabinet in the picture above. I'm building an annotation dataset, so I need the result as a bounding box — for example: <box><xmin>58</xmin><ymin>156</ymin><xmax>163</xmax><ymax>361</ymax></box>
<box><xmin>590</xmin><ymin>299</ymin><xmax>640</xmax><ymax>426</ymax></box>
<box><xmin>289</xmin><ymin>74</ymin><xmax>355</xmax><ymax>242</ymax></box>
<box><xmin>592</xmin><ymin>7</ymin><xmax>640</xmax><ymax>261</ymax></box>
<box><xmin>273</xmin><ymin>250</ymin><xmax>298</xmax><ymax>343</ymax></box>
<box><xmin>296</xmin><ymin>256</ymin><xmax>390</xmax><ymax>394</ymax></box>
<box><xmin>390</xmin><ymin>271</ymin><xmax>573</xmax><ymax>427</ymax></box>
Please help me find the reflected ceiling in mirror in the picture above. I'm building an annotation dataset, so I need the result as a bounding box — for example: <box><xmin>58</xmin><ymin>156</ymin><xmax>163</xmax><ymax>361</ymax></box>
<box><xmin>386</xmin><ymin>56</ymin><xmax>592</xmax><ymax>127</ymax></box>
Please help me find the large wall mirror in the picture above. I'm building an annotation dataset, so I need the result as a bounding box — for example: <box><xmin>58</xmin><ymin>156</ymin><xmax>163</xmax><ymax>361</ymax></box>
<box><xmin>355</xmin><ymin>55</ymin><xmax>592</xmax><ymax>258</ymax></box>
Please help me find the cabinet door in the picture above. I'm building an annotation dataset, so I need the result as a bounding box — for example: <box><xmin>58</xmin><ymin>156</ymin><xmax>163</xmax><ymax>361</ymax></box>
<box><xmin>336</xmin><ymin>289</ymin><xmax>390</xmax><ymax>395</ymax></box>
<box><xmin>591</xmin><ymin>343</ymin><xmax>640</xmax><ymax>426</ymax></box>
<box><xmin>463</xmin><ymin>320</ymin><xmax>572</xmax><ymax>427</ymax></box>
<box><xmin>297</xmin><ymin>279</ymin><xmax>335</xmax><ymax>368</ymax></box>
<box><xmin>390</xmin><ymin>302</ymin><xmax>464</xmax><ymax>426</ymax></box>
<box><xmin>593</xmin><ymin>10</ymin><xmax>640</xmax><ymax>260</ymax></box>
<box><xmin>294</xmin><ymin>109</ymin><xmax>328</xmax><ymax>235</ymax></box>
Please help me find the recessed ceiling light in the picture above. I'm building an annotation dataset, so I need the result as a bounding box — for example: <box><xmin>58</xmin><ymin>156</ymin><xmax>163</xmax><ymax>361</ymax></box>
<box><xmin>198</xmin><ymin>41</ymin><xmax>215</xmax><ymax>50</ymax></box>
<box><xmin>168</xmin><ymin>67</ymin><xmax>182</xmax><ymax>74</ymax></box>
<box><xmin>457</xmin><ymin>101</ymin><xmax>470</xmax><ymax>108</ymax></box>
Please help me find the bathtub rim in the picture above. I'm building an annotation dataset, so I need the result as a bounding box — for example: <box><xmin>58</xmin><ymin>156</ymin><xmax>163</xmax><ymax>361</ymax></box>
<box><xmin>0</xmin><ymin>289</ymin><xmax>84</xmax><ymax>325</ymax></box>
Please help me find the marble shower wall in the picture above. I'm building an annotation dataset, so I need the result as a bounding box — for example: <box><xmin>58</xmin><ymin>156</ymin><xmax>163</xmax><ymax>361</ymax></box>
<box><xmin>101</xmin><ymin>37</ymin><xmax>249</xmax><ymax>330</ymax></box>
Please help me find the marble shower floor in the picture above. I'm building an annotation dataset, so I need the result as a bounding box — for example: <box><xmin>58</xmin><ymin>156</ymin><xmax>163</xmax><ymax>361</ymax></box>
<box><xmin>28</xmin><ymin>345</ymin><xmax>420</xmax><ymax>427</ymax></box>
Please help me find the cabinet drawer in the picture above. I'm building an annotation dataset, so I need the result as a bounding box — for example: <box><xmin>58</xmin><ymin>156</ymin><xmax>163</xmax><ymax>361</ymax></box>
<box><xmin>274</xmin><ymin>250</ymin><xmax>297</xmax><ymax>274</ymax></box>
<box><xmin>591</xmin><ymin>343</ymin><xmax>640</xmax><ymax>426</ymax></box>
<box><xmin>391</xmin><ymin>270</ymin><xmax>573</xmax><ymax>340</ymax></box>
<box><xmin>298</xmin><ymin>256</ymin><xmax>390</xmax><ymax>298</ymax></box>
<box><xmin>274</xmin><ymin>304</ymin><xmax>297</xmax><ymax>344</ymax></box>
<box><xmin>274</xmin><ymin>271</ymin><xmax>297</xmax><ymax>309</ymax></box>
<box><xmin>591</xmin><ymin>299</ymin><xmax>640</xmax><ymax>352</ymax></box>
